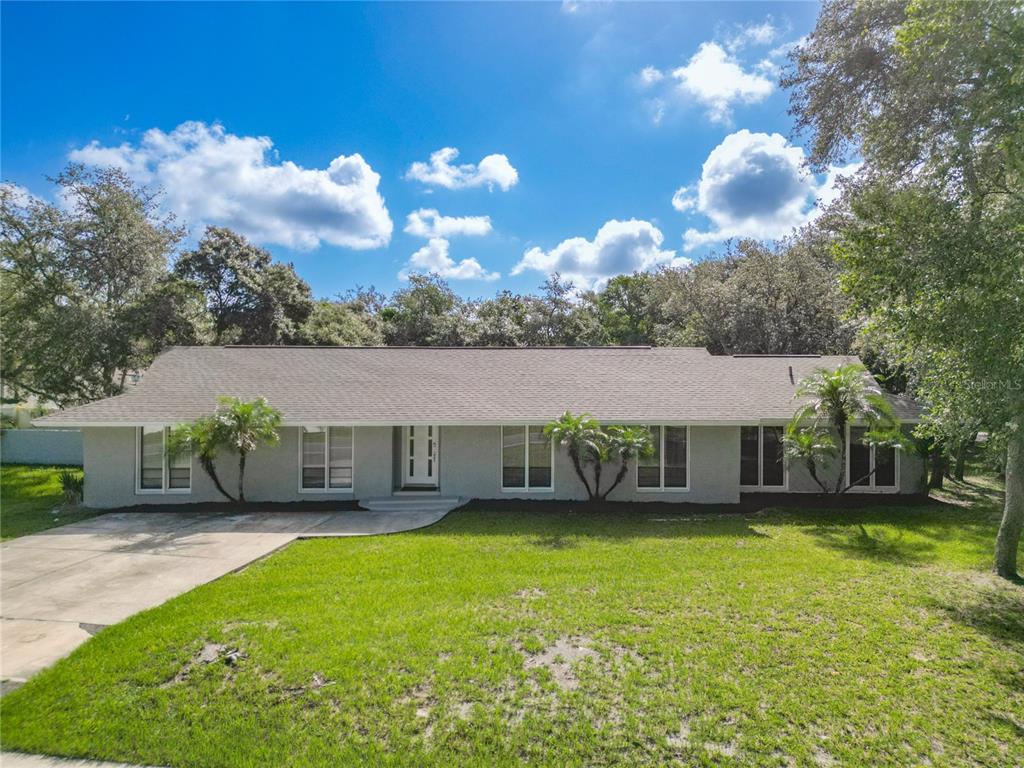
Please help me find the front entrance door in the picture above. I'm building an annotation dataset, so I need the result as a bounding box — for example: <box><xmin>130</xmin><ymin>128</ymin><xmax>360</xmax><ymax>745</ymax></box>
<box><xmin>403</xmin><ymin>425</ymin><xmax>438</xmax><ymax>487</ymax></box>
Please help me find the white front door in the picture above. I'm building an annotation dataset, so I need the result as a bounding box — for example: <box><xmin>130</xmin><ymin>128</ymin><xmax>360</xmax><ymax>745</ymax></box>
<box><xmin>403</xmin><ymin>425</ymin><xmax>438</xmax><ymax>487</ymax></box>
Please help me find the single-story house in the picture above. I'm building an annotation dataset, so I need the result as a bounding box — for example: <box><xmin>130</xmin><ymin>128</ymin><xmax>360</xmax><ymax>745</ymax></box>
<box><xmin>35</xmin><ymin>346</ymin><xmax>926</xmax><ymax>509</ymax></box>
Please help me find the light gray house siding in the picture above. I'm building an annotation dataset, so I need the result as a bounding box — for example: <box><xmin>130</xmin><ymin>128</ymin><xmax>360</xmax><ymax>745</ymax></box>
<box><xmin>81</xmin><ymin>422</ymin><xmax>923</xmax><ymax>509</ymax></box>
<box><xmin>82</xmin><ymin>426</ymin><xmax>393</xmax><ymax>508</ymax></box>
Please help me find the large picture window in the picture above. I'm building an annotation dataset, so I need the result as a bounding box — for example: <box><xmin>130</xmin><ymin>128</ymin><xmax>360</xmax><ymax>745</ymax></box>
<box><xmin>848</xmin><ymin>427</ymin><xmax>898</xmax><ymax>489</ymax></box>
<box><xmin>501</xmin><ymin>425</ymin><xmax>553</xmax><ymax>491</ymax></box>
<box><xmin>301</xmin><ymin>427</ymin><xmax>354</xmax><ymax>491</ymax></box>
<box><xmin>740</xmin><ymin>426</ymin><xmax>786</xmax><ymax>488</ymax></box>
<box><xmin>136</xmin><ymin>427</ymin><xmax>191</xmax><ymax>494</ymax></box>
<box><xmin>637</xmin><ymin>425</ymin><xmax>688</xmax><ymax>490</ymax></box>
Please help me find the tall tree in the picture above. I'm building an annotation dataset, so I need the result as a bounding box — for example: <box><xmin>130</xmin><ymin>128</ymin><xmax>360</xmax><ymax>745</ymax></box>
<box><xmin>594</xmin><ymin>274</ymin><xmax>655</xmax><ymax>346</ymax></box>
<box><xmin>381</xmin><ymin>273</ymin><xmax>470</xmax><ymax>346</ymax></box>
<box><xmin>174</xmin><ymin>227</ymin><xmax>314</xmax><ymax>345</ymax></box>
<box><xmin>299</xmin><ymin>299</ymin><xmax>382</xmax><ymax>346</ymax></box>
<box><xmin>649</xmin><ymin>235</ymin><xmax>855</xmax><ymax>354</ymax></box>
<box><xmin>1</xmin><ymin>167</ymin><xmax>185</xmax><ymax>404</ymax></box>
<box><xmin>471</xmin><ymin>290</ymin><xmax>531</xmax><ymax>346</ymax></box>
<box><xmin>523</xmin><ymin>275</ymin><xmax>605</xmax><ymax>346</ymax></box>
<box><xmin>785</xmin><ymin>0</ymin><xmax>1024</xmax><ymax>577</ymax></box>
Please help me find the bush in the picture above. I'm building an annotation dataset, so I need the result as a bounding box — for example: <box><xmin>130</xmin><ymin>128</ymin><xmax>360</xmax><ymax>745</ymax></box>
<box><xmin>59</xmin><ymin>470</ymin><xmax>84</xmax><ymax>506</ymax></box>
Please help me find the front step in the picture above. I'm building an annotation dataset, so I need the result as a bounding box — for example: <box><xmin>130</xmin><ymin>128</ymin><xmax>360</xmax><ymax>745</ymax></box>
<box><xmin>360</xmin><ymin>496</ymin><xmax>462</xmax><ymax>512</ymax></box>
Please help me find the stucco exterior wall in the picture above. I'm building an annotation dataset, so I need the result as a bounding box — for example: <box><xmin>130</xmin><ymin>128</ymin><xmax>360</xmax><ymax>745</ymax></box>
<box><xmin>439</xmin><ymin>425</ymin><xmax>741</xmax><ymax>504</ymax></box>
<box><xmin>81</xmin><ymin>426</ymin><xmax>393</xmax><ymax>508</ymax></box>
<box><xmin>81</xmin><ymin>422</ymin><xmax>925</xmax><ymax>509</ymax></box>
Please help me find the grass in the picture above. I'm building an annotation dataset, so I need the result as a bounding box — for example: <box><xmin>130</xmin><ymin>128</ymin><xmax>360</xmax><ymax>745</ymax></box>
<box><xmin>2</xmin><ymin>478</ymin><xmax>1021</xmax><ymax>767</ymax></box>
<box><xmin>0</xmin><ymin>464</ymin><xmax>98</xmax><ymax>540</ymax></box>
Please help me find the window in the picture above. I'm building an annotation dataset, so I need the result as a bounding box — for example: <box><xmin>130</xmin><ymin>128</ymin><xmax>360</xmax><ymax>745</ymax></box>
<box><xmin>136</xmin><ymin>427</ymin><xmax>190</xmax><ymax>493</ymax></box>
<box><xmin>638</xmin><ymin>425</ymin><xmax>688</xmax><ymax>490</ymax></box>
<box><xmin>301</xmin><ymin>427</ymin><xmax>354</xmax><ymax>491</ymax></box>
<box><xmin>848</xmin><ymin>427</ymin><xmax>898</xmax><ymax>489</ymax></box>
<box><xmin>740</xmin><ymin>426</ymin><xmax>786</xmax><ymax>488</ymax></box>
<box><xmin>501</xmin><ymin>425</ymin><xmax>553</xmax><ymax>491</ymax></box>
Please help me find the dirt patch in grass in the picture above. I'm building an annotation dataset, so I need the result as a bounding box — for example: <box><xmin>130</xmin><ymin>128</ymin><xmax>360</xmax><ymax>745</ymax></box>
<box><xmin>163</xmin><ymin>643</ymin><xmax>247</xmax><ymax>686</ymax></box>
<box><xmin>522</xmin><ymin>636</ymin><xmax>599</xmax><ymax>691</ymax></box>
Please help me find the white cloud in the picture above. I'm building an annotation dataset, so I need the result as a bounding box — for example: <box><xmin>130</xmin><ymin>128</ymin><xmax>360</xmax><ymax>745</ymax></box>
<box><xmin>512</xmin><ymin>219</ymin><xmax>689</xmax><ymax>290</ymax></box>
<box><xmin>404</xmin><ymin>208</ymin><xmax>492</xmax><ymax>238</ymax></box>
<box><xmin>671</xmin><ymin>186</ymin><xmax>696</xmax><ymax>212</ymax></box>
<box><xmin>725</xmin><ymin>20</ymin><xmax>778</xmax><ymax>51</ymax></box>
<box><xmin>399</xmin><ymin>238</ymin><xmax>500</xmax><ymax>282</ymax></box>
<box><xmin>638</xmin><ymin>66</ymin><xmax>665</xmax><ymax>86</ymax></box>
<box><xmin>68</xmin><ymin>121</ymin><xmax>392</xmax><ymax>250</ymax></box>
<box><xmin>670</xmin><ymin>42</ymin><xmax>774</xmax><ymax>124</ymax></box>
<box><xmin>405</xmin><ymin>147</ymin><xmax>519</xmax><ymax>191</ymax></box>
<box><xmin>678</xmin><ymin>130</ymin><xmax>860</xmax><ymax>250</ymax></box>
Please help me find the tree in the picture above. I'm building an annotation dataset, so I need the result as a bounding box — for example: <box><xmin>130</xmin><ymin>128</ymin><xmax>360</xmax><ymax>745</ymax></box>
<box><xmin>785</xmin><ymin>0</ymin><xmax>1024</xmax><ymax>577</ymax></box>
<box><xmin>168</xmin><ymin>397</ymin><xmax>282</xmax><ymax>503</ymax></box>
<box><xmin>648</xmin><ymin>236</ymin><xmax>855</xmax><ymax>354</ymax></box>
<box><xmin>523</xmin><ymin>275</ymin><xmax>605</xmax><ymax>346</ymax></box>
<box><xmin>784</xmin><ymin>364</ymin><xmax>906</xmax><ymax>494</ymax></box>
<box><xmin>381</xmin><ymin>273</ymin><xmax>470</xmax><ymax>346</ymax></box>
<box><xmin>174</xmin><ymin>227</ymin><xmax>314</xmax><ymax>345</ymax></box>
<box><xmin>471</xmin><ymin>290</ymin><xmax>531</xmax><ymax>346</ymax></box>
<box><xmin>594</xmin><ymin>274</ymin><xmax>655</xmax><ymax>345</ymax></box>
<box><xmin>300</xmin><ymin>299</ymin><xmax>382</xmax><ymax>346</ymax></box>
<box><xmin>1</xmin><ymin>167</ymin><xmax>184</xmax><ymax>405</ymax></box>
<box><xmin>543</xmin><ymin>412</ymin><xmax>654</xmax><ymax>501</ymax></box>
<box><xmin>167</xmin><ymin>415</ymin><xmax>234</xmax><ymax>501</ymax></box>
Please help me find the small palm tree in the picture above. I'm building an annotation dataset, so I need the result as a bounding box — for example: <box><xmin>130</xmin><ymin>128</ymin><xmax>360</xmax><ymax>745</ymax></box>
<box><xmin>786</xmin><ymin>364</ymin><xmax>904</xmax><ymax>493</ymax></box>
<box><xmin>544</xmin><ymin>411</ymin><xmax>603</xmax><ymax>499</ymax></box>
<box><xmin>168</xmin><ymin>417</ymin><xmax>233</xmax><ymax>501</ymax></box>
<box><xmin>168</xmin><ymin>396</ymin><xmax>282</xmax><ymax>503</ymax></box>
<box><xmin>598</xmin><ymin>426</ymin><xmax>655</xmax><ymax>500</ymax></box>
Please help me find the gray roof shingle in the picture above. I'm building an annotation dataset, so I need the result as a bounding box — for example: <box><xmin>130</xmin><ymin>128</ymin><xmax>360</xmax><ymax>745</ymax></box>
<box><xmin>35</xmin><ymin>346</ymin><xmax>924</xmax><ymax>426</ymax></box>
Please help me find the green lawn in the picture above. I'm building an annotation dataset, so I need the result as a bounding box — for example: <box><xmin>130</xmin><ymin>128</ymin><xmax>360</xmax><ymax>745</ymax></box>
<box><xmin>0</xmin><ymin>464</ymin><xmax>97</xmax><ymax>540</ymax></box>
<box><xmin>2</xmin><ymin>480</ymin><xmax>1021</xmax><ymax>767</ymax></box>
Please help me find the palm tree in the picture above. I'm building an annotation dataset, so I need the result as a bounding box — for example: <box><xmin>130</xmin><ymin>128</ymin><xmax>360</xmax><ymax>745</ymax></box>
<box><xmin>167</xmin><ymin>416</ymin><xmax>234</xmax><ymax>501</ymax></box>
<box><xmin>598</xmin><ymin>426</ymin><xmax>654</xmax><ymax>500</ymax></box>
<box><xmin>544</xmin><ymin>411</ymin><xmax>603</xmax><ymax>499</ymax></box>
<box><xmin>168</xmin><ymin>396</ymin><xmax>282</xmax><ymax>503</ymax></box>
<box><xmin>214</xmin><ymin>397</ymin><xmax>282</xmax><ymax>503</ymax></box>
<box><xmin>785</xmin><ymin>364</ymin><xmax>904</xmax><ymax>493</ymax></box>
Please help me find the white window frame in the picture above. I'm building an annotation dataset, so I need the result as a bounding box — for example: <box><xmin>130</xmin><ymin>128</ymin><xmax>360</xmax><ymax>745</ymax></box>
<box><xmin>297</xmin><ymin>426</ymin><xmax>355</xmax><ymax>494</ymax></box>
<box><xmin>845</xmin><ymin>424</ymin><xmax>900</xmax><ymax>492</ymax></box>
<box><xmin>739</xmin><ymin>424</ymin><xmax>789</xmax><ymax>491</ymax></box>
<box><xmin>500</xmin><ymin>425</ymin><xmax>555</xmax><ymax>493</ymax></box>
<box><xmin>636</xmin><ymin>424</ymin><xmax>690</xmax><ymax>492</ymax></box>
<box><xmin>135</xmin><ymin>427</ymin><xmax>191</xmax><ymax>495</ymax></box>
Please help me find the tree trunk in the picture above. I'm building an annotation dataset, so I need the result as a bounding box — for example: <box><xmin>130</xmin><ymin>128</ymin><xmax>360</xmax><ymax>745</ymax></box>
<box><xmin>928</xmin><ymin>442</ymin><xmax>945</xmax><ymax>490</ymax></box>
<box><xmin>953</xmin><ymin>436</ymin><xmax>974</xmax><ymax>482</ymax></box>
<box><xmin>237</xmin><ymin>451</ymin><xmax>247</xmax><ymax>504</ymax></box>
<box><xmin>593</xmin><ymin>458</ymin><xmax>603</xmax><ymax>500</ymax></box>
<box><xmin>994</xmin><ymin>424</ymin><xmax>1023</xmax><ymax>580</ymax></box>
<box><xmin>599</xmin><ymin>460</ymin><xmax>631</xmax><ymax>501</ymax></box>
<box><xmin>834</xmin><ymin>421</ymin><xmax>847</xmax><ymax>494</ymax></box>
<box><xmin>568</xmin><ymin>448</ymin><xmax>594</xmax><ymax>499</ymax></box>
<box><xmin>201</xmin><ymin>458</ymin><xmax>235</xmax><ymax>502</ymax></box>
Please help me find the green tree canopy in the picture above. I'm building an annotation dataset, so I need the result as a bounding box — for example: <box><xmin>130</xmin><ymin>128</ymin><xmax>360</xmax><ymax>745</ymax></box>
<box><xmin>174</xmin><ymin>227</ymin><xmax>314</xmax><ymax>345</ymax></box>
<box><xmin>785</xmin><ymin>0</ymin><xmax>1024</xmax><ymax>577</ymax></box>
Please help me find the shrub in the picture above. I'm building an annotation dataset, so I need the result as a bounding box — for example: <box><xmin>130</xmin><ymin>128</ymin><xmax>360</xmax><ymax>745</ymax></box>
<box><xmin>59</xmin><ymin>470</ymin><xmax>84</xmax><ymax>506</ymax></box>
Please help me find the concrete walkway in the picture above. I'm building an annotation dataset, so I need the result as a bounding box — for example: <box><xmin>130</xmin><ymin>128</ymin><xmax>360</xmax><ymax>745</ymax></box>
<box><xmin>1</xmin><ymin>504</ymin><xmax>456</xmax><ymax>687</ymax></box>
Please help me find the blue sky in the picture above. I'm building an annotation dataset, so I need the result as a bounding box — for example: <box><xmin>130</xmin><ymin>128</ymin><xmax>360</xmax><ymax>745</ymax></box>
<box><xmin>2</xmin><ymin>1</ymin><xmax>844</xmax><ymax>299</ymax></box>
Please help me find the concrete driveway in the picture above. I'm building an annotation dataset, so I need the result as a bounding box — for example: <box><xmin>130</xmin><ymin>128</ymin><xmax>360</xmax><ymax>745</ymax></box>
<box><xmin>0</xmin><ymin>506</ymin><xmax>452</xmax><ymax>685</ymax></box>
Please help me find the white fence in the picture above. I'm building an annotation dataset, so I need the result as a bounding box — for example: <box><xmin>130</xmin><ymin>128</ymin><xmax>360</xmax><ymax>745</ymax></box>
<box><xmin>0</xmin><ymin>429</ymin><xmax>83</xmax><ymax>466</ymax></box>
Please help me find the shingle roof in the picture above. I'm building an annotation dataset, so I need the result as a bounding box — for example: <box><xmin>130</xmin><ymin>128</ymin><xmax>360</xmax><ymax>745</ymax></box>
<box><xmin>35</xmin><ymin>346</ymin><xmax>924</xmax><ymax>426</ymax></box>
